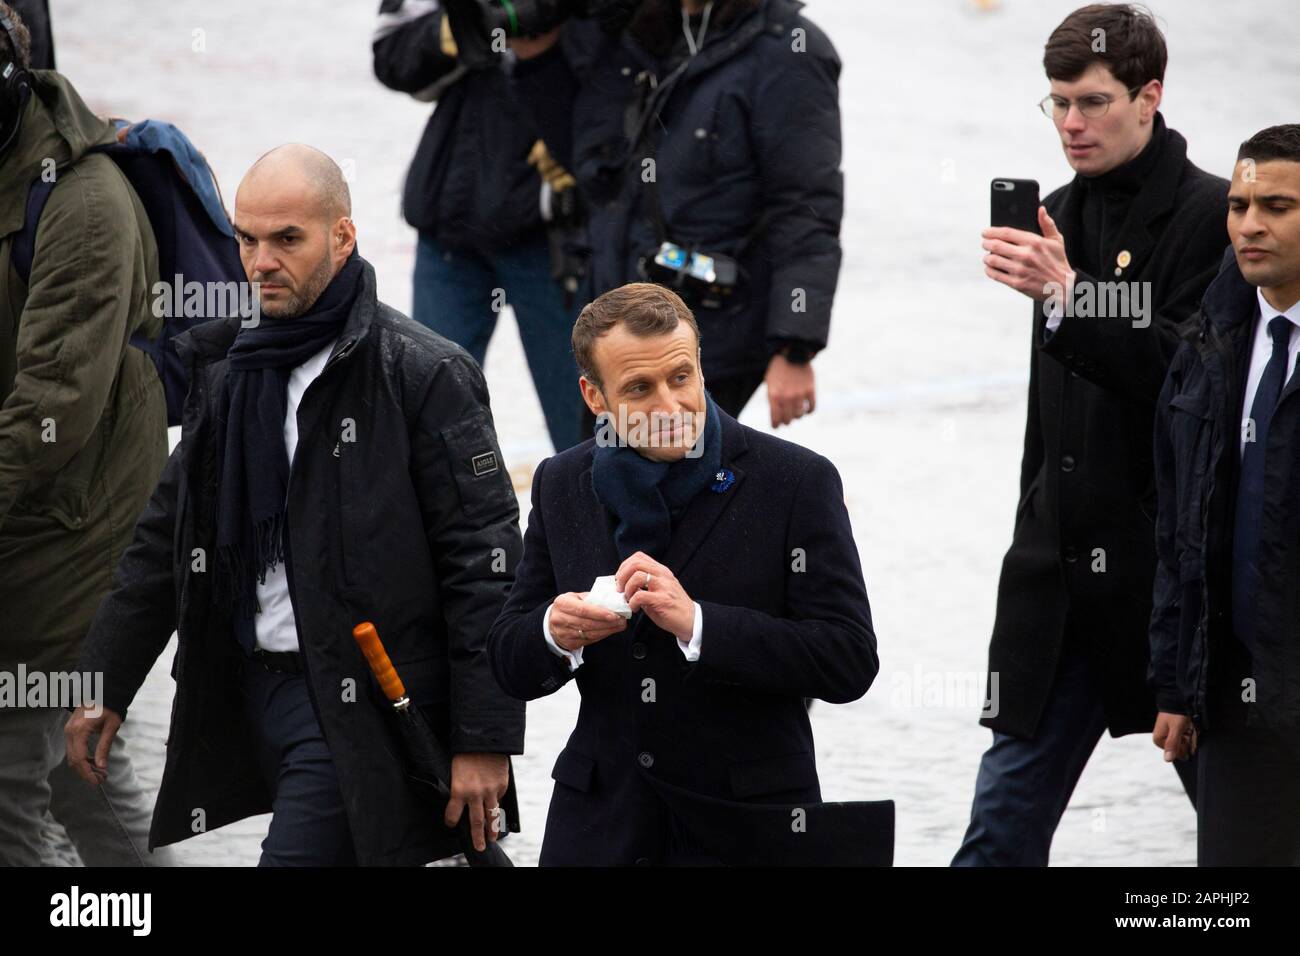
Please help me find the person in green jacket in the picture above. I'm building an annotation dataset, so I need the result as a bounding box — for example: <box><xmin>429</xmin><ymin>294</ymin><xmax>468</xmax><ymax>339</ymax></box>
<box><xmin>0</xmin><ymin>4</ymin><xmax>173</xmax><ymax>865</ymax></box>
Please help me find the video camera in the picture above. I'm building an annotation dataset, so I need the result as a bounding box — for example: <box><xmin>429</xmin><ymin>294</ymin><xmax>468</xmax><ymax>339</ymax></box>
<box><xmin>638</xmin><ymin>242</ymin><xmax>742</xmax><ymax>312</ymax></box>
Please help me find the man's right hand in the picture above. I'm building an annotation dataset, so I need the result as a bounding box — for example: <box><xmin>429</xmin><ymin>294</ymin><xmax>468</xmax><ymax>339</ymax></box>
<box><xmin>65</xmin><ymin>706</ymin><xmax>124</xmax><ymax>785</ymax></box>
<box><xmin>508</xmin><ymin>24</ymin><xmax>564</xmax><ymax>60</ymax></box>
<box><xmin>1153</xmin><ymin>711</ymin><xmax>1197</xmax><ymax>762</ymax></box>
<box><xmin>549</xmin><ymin>591</ymin><xmax>626</xmax><ymax>652</ymax></box>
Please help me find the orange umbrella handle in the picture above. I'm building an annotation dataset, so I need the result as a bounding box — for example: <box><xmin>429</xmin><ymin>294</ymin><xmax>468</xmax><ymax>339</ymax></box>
<box><xmin>352</xmin><ymin>621</ymin><xmax>406</xmax><ymax>702</ymax></box>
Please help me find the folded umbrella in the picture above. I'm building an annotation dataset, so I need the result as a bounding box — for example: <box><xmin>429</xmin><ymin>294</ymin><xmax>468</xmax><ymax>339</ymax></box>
<box><xmin>352</xmin><ymin>621</ymin><xmax>512</xmax><ymax>867</ymax></box>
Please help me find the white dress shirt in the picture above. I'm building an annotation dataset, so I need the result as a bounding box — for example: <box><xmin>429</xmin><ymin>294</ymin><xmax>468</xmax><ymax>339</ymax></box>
<box><xmin>254</xmin><ymin>340</ymin><xmax>337</xmax><ymax>652</ymax></box>
<box><xmin>1239</xmin><ymin>289</ymin><xmax>1300</xmax><ymax>458</ymax></box>
<box><xmin>543</xmin><ymin>599</ymin><xmax>703</xmax><ymax>672</ymax></box>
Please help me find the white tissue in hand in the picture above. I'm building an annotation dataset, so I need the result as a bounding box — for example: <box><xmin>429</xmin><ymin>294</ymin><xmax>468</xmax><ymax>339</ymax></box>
<box><xmin>584</xmin><ymin>575</ymin><xmax>633</xmax><ymax>618</ymax></box>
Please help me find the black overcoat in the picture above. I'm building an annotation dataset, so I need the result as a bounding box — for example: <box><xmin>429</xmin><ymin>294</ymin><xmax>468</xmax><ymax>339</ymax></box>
<box><xmin>488</xmin><ymin>408</ymin><xmax>891</xmax><ymax>865</ymax></box>
<box><xmin>78</xmin><ymin>259</ymin><xmax>526</xmax><ymax>865</ymax></box>
<box><xmin>983</xmin><ymin>122</ymin><xmax>1228</xmax><ymax>739</ymax></box>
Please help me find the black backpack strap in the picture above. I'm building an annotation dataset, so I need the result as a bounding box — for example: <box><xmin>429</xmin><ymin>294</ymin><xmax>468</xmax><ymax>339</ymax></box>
<box><xmin>11</xmin><ymin>177</ymin><xmax>59</xmax><ymax>286</ymax></box>
<box><xmin>628</xmin><ymin>60</ymin><xmax>690</xmax><ymax>247</ymax></box>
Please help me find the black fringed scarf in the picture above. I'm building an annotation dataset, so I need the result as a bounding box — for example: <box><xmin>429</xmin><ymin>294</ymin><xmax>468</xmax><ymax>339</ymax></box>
<box><xmin>213</xmin><ymin>251</ymin><xmax>363</xmax><ymax>626</ymax></box>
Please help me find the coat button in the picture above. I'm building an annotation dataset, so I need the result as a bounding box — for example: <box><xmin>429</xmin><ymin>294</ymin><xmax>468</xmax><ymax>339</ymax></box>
<box><xmin>632</xmin><ymin>642</ymin><xmax>647</xmax><ymax>659</ymax></box>
<box><xmin>694</xmin><ymin>127</ymin><xmax>707</xmax><ymax>139</ymax></box>
<box><xmin>638</xmin><ymin>751</ymin><xmax>654</xmax><ymax>768</ymax></box>
<box><xmin>1063</xmin><ymin>545</ymin><xmax>1079</xmax><ymax>563</ymax></box>
<box><xmin>1060</xmin><ymin>454</ymin><xmax>1076</xmax><ymax>472</ymax></box>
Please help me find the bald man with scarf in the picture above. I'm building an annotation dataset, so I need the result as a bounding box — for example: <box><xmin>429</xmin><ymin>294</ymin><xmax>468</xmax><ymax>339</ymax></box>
<box><xmin>69</xmin><ymin>145</ymin><xmax>525</xmax><ymax>866</ymax></box>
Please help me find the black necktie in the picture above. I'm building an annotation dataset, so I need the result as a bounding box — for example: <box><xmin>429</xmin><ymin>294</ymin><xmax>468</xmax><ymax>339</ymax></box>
<box><xmin>1231</xmin><ymin>315</ymin><xmax>1294</xmax><ymax>656</ymax></box>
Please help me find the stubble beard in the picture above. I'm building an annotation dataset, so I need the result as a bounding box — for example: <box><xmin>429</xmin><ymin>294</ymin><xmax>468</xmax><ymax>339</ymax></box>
<box><xmin>259</xmin><ymin>250</ymin><xmax>336</xmax><ymax>320</ymax></box>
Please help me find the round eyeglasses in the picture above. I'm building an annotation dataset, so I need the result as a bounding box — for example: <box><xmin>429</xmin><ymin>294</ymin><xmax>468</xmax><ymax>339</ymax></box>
<box><xmin>1038</xmin><ymin>86</ymin><xmax>1143</xmax><ymax>120</ymax></box>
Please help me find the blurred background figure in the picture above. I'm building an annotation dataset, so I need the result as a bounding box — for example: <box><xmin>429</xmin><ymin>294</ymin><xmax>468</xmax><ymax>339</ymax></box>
<box><xmin>373</xmin><ymin>0</ymin><xmax>586</xmax><ymax>452</ymax></box>
<box><xmin>475</xmin><ymin>0</ymin><xmax>842</xmax><ymax>431</ymax></box>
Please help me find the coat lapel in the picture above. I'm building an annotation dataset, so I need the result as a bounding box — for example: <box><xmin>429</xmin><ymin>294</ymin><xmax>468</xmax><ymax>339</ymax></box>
<box><xmin>660</xmin><ymin>410</ymin><xmax>749</xmax><ymax>576</ymax></box>
<box><xmin>1106</xmin><ymin>131</ymin><xmax>1184</xmax><ymax>280</ymax></box>
<box><xmin>1277</xmin><ymin>318</ymin><xmax>1300</xmax><ymax>407</ymax></box>
<box><xmin>1054</xmin><ymin>174</ymin><xmax>1087</xmax><ymax>270</ymax></box>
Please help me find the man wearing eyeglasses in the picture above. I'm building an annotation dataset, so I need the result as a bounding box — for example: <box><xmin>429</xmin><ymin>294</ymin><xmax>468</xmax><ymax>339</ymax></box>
<box><xmin>954</xmin><ymin>3</ymin><xmax>1229</xmax><ymax>866</ymax></box>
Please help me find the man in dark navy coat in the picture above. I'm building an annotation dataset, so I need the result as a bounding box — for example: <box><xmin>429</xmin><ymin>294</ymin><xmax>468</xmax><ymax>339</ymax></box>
<box><xmin>487</xmin><ymin>282</ymin><xmax>886</xmax><ymax>866</ymax></box>
<box><xmin>1150</xmin><ymin>125</ymin><xmax>1300</xmax><ymax>864</ymax></box>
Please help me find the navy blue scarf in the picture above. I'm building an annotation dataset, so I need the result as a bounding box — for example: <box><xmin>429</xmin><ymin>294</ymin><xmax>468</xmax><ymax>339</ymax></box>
<box><xmin>213</xmin><ymin>251</ymin><xmax>363</xmax><ymax>618</ymax></box>
<box><xmin>591</xmin><ymin>392</ymin><xmax>722</xmax><ymax>562</ymax></box>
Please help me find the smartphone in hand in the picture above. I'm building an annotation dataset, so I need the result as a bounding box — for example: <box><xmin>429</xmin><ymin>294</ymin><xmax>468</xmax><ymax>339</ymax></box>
<box><xmin>991</xmin><ymin>178</ymin><xmax>1042</xmax><ymax>235</ymax></box>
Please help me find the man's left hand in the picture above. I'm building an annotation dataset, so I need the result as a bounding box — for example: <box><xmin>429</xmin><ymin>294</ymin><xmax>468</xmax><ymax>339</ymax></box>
<box><xmin>982</xmin><ymin>205</ymin><xmax>1074</xmax><ymax>302</ymax></box>
<box><xmin>445</xmin><ymin>752</ymin><xmax>510</xmax><ymax>852</ymax></box>
<box><xmin>766</xmin><ymin>353</ymin><xmax>816</xmax><ymax>428</ymax></box>
<box><xmin>615</xmin><ymin>552</ymin><xmax>694</xmax><ymax>640</ymax></box>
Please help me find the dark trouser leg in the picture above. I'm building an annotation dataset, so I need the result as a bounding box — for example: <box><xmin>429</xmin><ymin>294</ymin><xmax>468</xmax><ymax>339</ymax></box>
<box><xmin>952</xmin><ymin>636</ymin><xmax>1107</xmax><ymax>866</ymax></box>
<box><xmin>411</xmin><ymin>232</ymin><xmax>498</xmax><ymax>367</ymax></box>
<box><xmin>495</xmin><ymin>230</ymin><xmax>586</xmax><ymax>452</ymax></box>
<box><xmin>1171</xmin><ymin>748</ymin><xmax>1198</xmax><ymax>811</ymax></box>
<box><xmin>241</xmin><ymin>660</ymin><xmax>356</xmax><ymax>867</ymax></box>
<box><xmin>1196</xmin><ymin>640</ymin><xmax>1300</xmax><ymax>865</ymax></box>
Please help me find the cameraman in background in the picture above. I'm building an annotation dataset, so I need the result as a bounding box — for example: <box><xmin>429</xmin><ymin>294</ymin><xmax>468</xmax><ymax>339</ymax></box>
<box><xmin>449</xmin><ymin>0</ymin><xmax>843</xmax><ymax>427</ymax></box>
<box><xmin>373</xmin><ymin>0</ymin><xmax>586</xmax><ymax>451</ymax></box>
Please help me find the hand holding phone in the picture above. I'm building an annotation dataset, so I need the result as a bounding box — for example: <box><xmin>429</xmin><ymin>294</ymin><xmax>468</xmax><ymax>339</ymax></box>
<box><xmin>985</xmin><ymin>178</ymin><xmax>1074</xmax><ymax>302</ymax></box>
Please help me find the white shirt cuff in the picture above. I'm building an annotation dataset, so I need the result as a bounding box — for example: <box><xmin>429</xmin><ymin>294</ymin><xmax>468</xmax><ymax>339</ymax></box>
<box><xmin>676</xmin><ymin>602</ymin><xmax>703</xmax><ymax>662</ymax></box>
<box><xmin>1044</xmin><ymin>295</ymin><xmax>1064</xmax><ymax>333</ymax></box>
<box><xmin>1044</xmin><ymin>272</ymin><xmax>1078</xmax><ymax>335</ymax></box>
<box><xmin>542</xmin><ymin>603</ymin><xmax>583</xmax><ymax>672</ymax></box>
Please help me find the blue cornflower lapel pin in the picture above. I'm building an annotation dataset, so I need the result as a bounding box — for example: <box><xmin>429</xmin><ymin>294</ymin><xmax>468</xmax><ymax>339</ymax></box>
<box><xmin>710</xmin><ymin>467</ymin><xmax>735</xmax><ymax>493</ymax></box>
